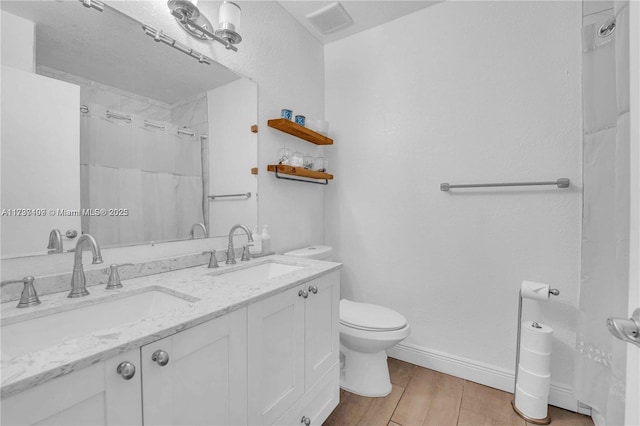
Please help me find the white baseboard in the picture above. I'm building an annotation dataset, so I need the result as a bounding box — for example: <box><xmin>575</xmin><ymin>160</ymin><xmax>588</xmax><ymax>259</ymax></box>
<box><xmin>590</xmin><ymin>407</ymin><xmax>605</xmax><ymax>426</ymax></box>
<box><xmin>387</xmin><ymin>342</ymin><xmax>582</xmax><ymax>413</ymax></box>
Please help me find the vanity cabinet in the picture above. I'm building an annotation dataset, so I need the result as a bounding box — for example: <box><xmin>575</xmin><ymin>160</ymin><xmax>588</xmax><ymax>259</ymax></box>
<box><xmin>141</xmin><ymin>307</ymin><xmax>248</xmax><ymax>425</ymax></box>
<box><xmin>2</xmin><ymin>269</ymin><xmax>341</xmax><ymax>426</ymax></box>
<box><xmin>1</xmin><ymin>349</ymin><xmax>142</xmax><ymax>425</ymax></box>
<box><xmin>1</xmin><ymin>308</ymin><xmax>247</xmax><ymax>426</ymax></box>
<box><xmin>248</xmin><ymin>271</ymin><xmax>340</xmax><ymax>425</ymax></box>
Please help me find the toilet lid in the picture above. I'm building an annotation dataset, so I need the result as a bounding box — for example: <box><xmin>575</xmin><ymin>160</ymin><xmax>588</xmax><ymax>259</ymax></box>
<box><xmin>339</xmin><ymin>299</ymin><xmax>407</xmax><ymax>331</ymax></box>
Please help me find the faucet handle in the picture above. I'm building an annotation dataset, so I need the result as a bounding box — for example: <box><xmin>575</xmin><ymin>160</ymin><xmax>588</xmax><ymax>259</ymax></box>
<box><xmin>106</xmin><ymin>263</ymin><xmax>134</xmax><ymax>290</ymax></box>
<box><xmin>202</xmin><ymin>250</ymin><xmax>219</xmax><ymax>268</ymax></box>
<box><xmin>241</xmin><ymin>244</ymin><xmax>253</xmax><ymax>261</ymax></box>
<box><xmin>225</xmin><ymin>248</ymin><xmax>237</xmax><ymax>265</ymax></box>
<box><xmin>1</xmin><ymin>276</ymin><xmax>41</xmax><ymax>308</ymax></box>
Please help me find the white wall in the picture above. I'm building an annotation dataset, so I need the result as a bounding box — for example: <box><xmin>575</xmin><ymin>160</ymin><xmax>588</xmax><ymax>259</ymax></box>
<box><xmin>1</xmin><ymin>66</ymin><xmax>81</xmax><ymax>258</ymax></box>
<box><xmin>1</xmin><ymin>10</ymin><xmax>34</xmax><ymax>72</ymax></box>
<box><xmin>109</xmin><ymin>1</ymin><xmax>325</xmax><ymax>254</ymax></box>
<box><xmin>626</xmin><ymin>3</ymin><xmax>639</xmax><ymax>424</ymax></box>
<box><xmin>0</xmin><ymin>12</ymin><xmax>82</xmax><ymax>259</ymax></box>
<box><xmin>208</xmin><ymin>78</ymin><xmax>258</xmax><ymax>237</ymax></box>
<box><xmin>325</xmin><ymin>1</ymin><xmax>583</xmax><ymax>410</ymax></box>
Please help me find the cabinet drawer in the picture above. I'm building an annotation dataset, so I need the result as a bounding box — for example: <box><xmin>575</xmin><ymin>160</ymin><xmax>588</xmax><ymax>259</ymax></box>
<box><xmin>274</xmin><ymin>361</ymin><xmax>339</xmax><ymax>426</ymax></box>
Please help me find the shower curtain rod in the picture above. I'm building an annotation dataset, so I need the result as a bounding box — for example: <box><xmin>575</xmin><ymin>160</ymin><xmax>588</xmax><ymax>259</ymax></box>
<box><xmin>440</xmin><ymin>178</ymin><xmax>570</xmax><ymax>191</ymax></box>
<box><xmin>86</xmin><ymin>106</ymin><xmax>197</xmax><ymax>137</ymax></box>
<box><xmin>144</xmin><ymin>120</ymin><xmax>166</xmax><ymax>130</ymax></box>
<box><xmin>177</xmin><ymin>128</ymin><xmax>195</xmax><ymax>137</ymax></box>
<box><xmin>106</xmin><ymin>110</ymin><xmax>132</xmax><ymax>123</ymax></box>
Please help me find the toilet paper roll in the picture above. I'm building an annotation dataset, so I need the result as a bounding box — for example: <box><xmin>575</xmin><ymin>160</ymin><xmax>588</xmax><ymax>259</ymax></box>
<box><xmin>519</xmin><ymin>345</ymin><xmax>551</xmax><ymax>376</ymax></box>
<box><xmin>521</xmin><ymin>281</ymin><xmax>551</xmax><ymax>301</ymax></box>
<box><xmin>521</xmin><ymin>321</ymin><xmax>553</xmax><ymax>354</ymax></box>
<box><xmin>515</xmin><ymin>384</ymin><xmax>549</xmax><ymax>420</ymax></box>
<box><xmin>516</xmin><ymin>365</ymin><xmax>550</xmax><ymax>398</ymax></box>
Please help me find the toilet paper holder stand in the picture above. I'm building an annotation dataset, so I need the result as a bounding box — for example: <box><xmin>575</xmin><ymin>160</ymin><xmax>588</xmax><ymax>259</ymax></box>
<box><xmin>512</xmin><ymin>286</ymin><xmax>560</xmax><ymax>425</ymax></box>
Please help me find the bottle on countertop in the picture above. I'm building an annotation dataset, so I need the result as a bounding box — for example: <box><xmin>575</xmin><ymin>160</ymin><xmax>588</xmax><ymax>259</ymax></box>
<box><xmin>261</xmin><ymin>225</ymin><xmax>271</xmax><ymax>253</ymax></box>
<box><xmin>250</xmin><ymin>226</ymin><xmax>262</xmax><ymax>255</ymax></box>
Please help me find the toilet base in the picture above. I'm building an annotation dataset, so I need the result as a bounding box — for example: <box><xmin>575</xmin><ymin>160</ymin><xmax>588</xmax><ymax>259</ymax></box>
<box><xmin>339</xmin><ymin>344</ymin><xmax>392</xmax><ymax>397</ymax></box>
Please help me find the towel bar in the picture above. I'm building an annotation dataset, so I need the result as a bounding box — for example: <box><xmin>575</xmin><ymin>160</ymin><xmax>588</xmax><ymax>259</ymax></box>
<box><xmin>440</xmin><ymin>178</ymin><xmax>570</xmax><ymax>192</ymax></box>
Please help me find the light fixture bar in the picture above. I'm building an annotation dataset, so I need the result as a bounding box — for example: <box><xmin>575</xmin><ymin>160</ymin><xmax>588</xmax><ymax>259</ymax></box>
<box><xmin>79</xmin><ymin>0</ymin><xmax>104</xmax><ymax>12</ymax></box>
<box><xmin>142</xmin><ymin>25</ymin><xmax>215</xmax><ymax>65</ymax></box>
<box><xmin>170</xmin><ymin>10</ymin><xmax>238</xmax><ymax>51</ymax></box>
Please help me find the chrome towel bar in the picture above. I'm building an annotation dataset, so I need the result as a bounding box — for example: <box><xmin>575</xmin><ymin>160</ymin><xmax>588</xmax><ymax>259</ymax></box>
<box><xmin>208</xmin><ymin>192</ymin><xmax>252</xmax><ymax>200</ymax></box>
<box><xmin>440</xmin><ymin>178</ymin><xmax>570</xmax><ymax>192</ymax></box>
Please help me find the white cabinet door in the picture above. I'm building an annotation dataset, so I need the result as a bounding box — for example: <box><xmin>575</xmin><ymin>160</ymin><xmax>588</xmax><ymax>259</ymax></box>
<box><xmin>274</xmin><ymin>362</ymin><xmax>340</xmax><ymax>426</ymax></box>
<box><xmin>304</xmin><ymin>271</ymin><xmax>340</xmax><ymax>390</ymax></box>
<box><xmin>1</xmin><ymin>349</ymin><xmax>142</xmax><ymax>426</ymax></box>
<box><xmin>141</xmin><ymin>308</ymin><xmax>247</xmax><ymax>426</ymax></box>
<box><xmin>248</xmin><ymin>286</ymin><xmax>305</xmax><ymax>425</ymax></box>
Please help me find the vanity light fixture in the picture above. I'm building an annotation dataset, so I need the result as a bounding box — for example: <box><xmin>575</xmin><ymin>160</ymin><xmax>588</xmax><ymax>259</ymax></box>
<box><xmin>167</xmin><ymin>0</ymin><xmax>242</xmax><ymax>52</ymax></box>
<box><xmin>143</xmin><ymin>25</ymin><xmax>215</xmax><ymax>65</ymax></box>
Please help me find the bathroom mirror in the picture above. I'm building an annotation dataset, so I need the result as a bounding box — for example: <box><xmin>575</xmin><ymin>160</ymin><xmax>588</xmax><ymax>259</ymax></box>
<box><xmin>0</xmin><ymin>1</ymin><xmax>258</xmax><ymax>259</ymax></box>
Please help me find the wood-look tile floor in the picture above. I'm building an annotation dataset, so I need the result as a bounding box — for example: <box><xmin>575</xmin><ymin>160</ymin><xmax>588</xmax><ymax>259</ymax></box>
<box><xmin>323</xmin><ymin>358</ymin><xmax>594</xmax><ymax>426</ymax></box>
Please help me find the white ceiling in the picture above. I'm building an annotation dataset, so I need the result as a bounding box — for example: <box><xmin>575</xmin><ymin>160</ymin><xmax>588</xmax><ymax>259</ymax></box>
<box><xmin>277</xmin><ymin>1</ymin><xmax>442</xmax><ymax>44</ymax></box>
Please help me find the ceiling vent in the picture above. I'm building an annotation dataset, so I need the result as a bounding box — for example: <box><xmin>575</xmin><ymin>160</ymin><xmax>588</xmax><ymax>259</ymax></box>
<box><xmin>306</xmin><ymin>2</ymin><xmax>353</xmax><ymax>35</ymax></box>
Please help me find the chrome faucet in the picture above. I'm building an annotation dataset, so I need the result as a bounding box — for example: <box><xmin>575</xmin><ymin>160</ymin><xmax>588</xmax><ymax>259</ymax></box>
<box><xmin>226</xmin><ymin>224</ymin><xmax>253</xmax><ymax>265</ymax></box>
<box><xmin>69</xmin><ymin>234</ymin><xmax>103</xmax><ymax>298</ymax></box>
<box><xmin>189</xmin><ymin>223</ymin><xmax>207</xmax><ymax>239</ymax></box>
<box><xmin>47</xmin><ymin>229</ymin><xmax>63</xmax><ymax>254</ymax></box>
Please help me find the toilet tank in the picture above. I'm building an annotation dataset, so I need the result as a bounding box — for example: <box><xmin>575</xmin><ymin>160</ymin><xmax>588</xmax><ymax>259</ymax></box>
<box><xmin>283</xmin><ymin>245</ymin><xmax>333</xmax><ymax>261</ymax></box>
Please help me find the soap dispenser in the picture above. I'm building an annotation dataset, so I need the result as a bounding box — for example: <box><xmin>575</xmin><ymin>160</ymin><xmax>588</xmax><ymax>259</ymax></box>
<box><xmin>261</xmin><ymin>225</ymin><xmax>271</xmax><ymax>253</ymax></box>
<box><xmin>250</xmin><ymin>226</ymin><xmax>262</xmax><ymax>255</ymax></box>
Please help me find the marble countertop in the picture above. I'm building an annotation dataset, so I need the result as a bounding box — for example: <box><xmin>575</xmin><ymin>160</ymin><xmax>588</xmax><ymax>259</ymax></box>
<box><xmin>0</xmin><ymin>255</ymin><xmax>342</xmax><ymax>398</ymax></box>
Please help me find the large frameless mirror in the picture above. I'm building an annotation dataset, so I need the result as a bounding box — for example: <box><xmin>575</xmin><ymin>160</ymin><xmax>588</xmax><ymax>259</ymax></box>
<box><xmin>1</xmin><ymin>1</ymin><xmax>258</xmax><ymax>259</ymax></box>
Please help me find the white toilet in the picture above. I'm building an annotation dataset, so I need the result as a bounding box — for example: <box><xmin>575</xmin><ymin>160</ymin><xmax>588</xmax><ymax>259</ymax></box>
<box><xmin>284</xmin><ymin>246</ymin><xmax>411</xmax><ymax>397</ymax></box>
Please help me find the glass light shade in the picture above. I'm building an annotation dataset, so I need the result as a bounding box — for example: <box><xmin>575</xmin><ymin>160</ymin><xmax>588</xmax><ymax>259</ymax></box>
<box><xmin>215</xmin><ymin>1</ymin><xmax>241</xmax><ymax>45</ymax></box>
<box><xmin>218</xmin><ymin>1</ymin><xmax>241</xmax><ymax>32</ymax></box>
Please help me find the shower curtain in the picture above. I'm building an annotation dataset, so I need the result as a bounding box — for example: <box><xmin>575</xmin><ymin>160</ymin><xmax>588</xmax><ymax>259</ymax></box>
<box><xmin>80</xmin><ymin>104</ymin><xmax>204</xmax><ymax>247</ymax></box>
<box><xmin>575</xmin><ymin>2</ymin><xmax>630</xmax><ymax>425</ymax></box>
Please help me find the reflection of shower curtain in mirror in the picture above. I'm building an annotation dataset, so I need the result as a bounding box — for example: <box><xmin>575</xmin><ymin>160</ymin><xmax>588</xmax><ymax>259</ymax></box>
<box><xmin>575</xmin><ymin>3</ymin><xmax>630</xmax><ymax>425</ymax></box>
<box><xmin>79</xmin><ymin>104</ymin><xmax>203</xmax><ymax>246</ymax></box>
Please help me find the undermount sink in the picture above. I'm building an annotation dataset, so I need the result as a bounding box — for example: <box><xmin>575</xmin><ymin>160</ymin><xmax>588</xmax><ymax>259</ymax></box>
<box><xmin>1</xmin><ymin>287</ymin><xmax>197</xmax><ymax>361</ymax></box>
<box><xmin>211</xmin><ymin>261</ymin><xmax>304</xmax><ymax>284</ymax></box>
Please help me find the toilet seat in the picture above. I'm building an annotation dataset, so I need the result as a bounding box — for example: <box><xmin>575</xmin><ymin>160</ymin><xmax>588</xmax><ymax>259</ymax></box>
<box><xmin>339</xmin><ymin>299</ymin><xmax>407</xmax><ymax>332</ymax></box>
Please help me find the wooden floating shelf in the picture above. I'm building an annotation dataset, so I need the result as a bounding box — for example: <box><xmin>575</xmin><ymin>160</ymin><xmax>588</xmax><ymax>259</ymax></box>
<box><xmin>267</xmin><ymin>164</ymin><xmax>334</xmax><ymax>180</ymax></box>
<box><xmin>267</xmin><ymin>118</ymin><xmax>333</xmax><ymax>145</ymax></box>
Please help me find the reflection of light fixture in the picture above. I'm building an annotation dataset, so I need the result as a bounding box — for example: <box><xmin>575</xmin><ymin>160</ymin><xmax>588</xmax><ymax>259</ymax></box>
<box><xmin>167</xmin><ymin>0</ymin><xmax>242</xmax><ymax>51</ymax></box>
<box><xmin>598</xmin><ymin>17</ymin><xmax>616</xmax><ymax>38</ymax></box>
